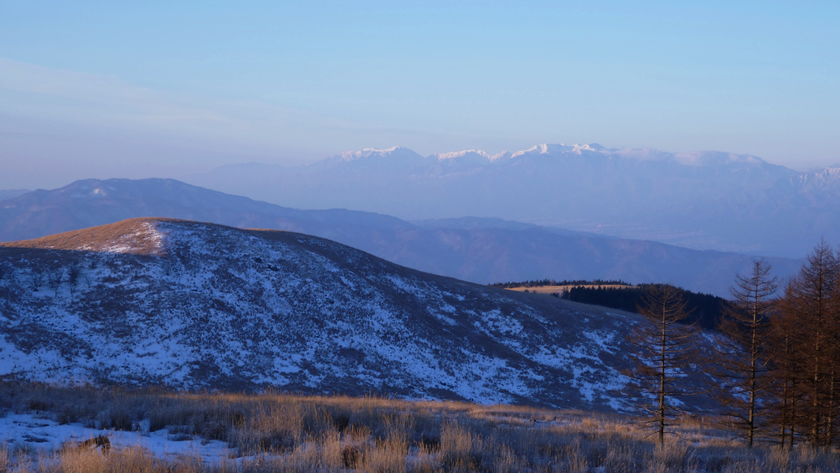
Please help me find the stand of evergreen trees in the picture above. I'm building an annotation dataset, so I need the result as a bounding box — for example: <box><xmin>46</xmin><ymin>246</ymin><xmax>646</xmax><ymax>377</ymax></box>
<box><xmin>489</xmin><ymin>278</ymin><xmax>630</xmax><ymax>289</ymax></box>
<box><xmin>563</xmin><ymin>284</ymin><xmax>730</xmax><ymax>330</ymax></box>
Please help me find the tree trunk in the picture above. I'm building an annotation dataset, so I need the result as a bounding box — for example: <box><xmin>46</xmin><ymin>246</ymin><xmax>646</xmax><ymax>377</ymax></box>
<box><xmin>659</xmin><ymin>307</ymin><xmax>667</xmax><ymax>446</ymax></box>
<box><xmin>748</xmin><ymin>292</ymin><xmax>758</xmax><ymax>447</ymax></box>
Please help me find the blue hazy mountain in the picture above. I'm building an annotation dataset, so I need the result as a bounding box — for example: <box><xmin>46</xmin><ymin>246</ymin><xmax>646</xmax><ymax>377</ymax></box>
<box><xmin>0</xmin><ymin>178</ymin><xmax>801</xmax><ymax>296</ymax></box>
<box><xmin>184</xmin><ymin>144</ymin><xmax>836</xmax><ymax>258</ymax></box>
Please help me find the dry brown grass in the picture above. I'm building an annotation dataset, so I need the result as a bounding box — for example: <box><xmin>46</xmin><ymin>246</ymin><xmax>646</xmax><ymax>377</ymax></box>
<box><xmin>0</xmin><ymin>442</ymin><xmax>10</xmax><ymax>473</ymax></box>
<box><xmin>1</xmin><ymin>382</ymin><xmax>839</xmax><ymax>472</ymax></box>
<box><xmin>0</xmin><ymin>218</ymin><xmax>175</xmax><ymax>255</ymax></box>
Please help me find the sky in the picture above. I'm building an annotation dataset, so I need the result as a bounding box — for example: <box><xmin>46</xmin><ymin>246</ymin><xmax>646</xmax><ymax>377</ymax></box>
<box><xmin>1</xmin><ymin>1</ymin><xmax>838</xmax><ymax>189</ymax></box>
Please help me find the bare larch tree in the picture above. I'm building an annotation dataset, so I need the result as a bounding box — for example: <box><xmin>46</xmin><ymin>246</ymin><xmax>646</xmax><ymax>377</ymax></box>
<box><xmin>713</xmin><ymin>260</ymin><xmax>777</xmax><ymax>447</ymax></box>
<box><xmin>770</xmin><ymin>241</ymin><xmax>838</xmax><ymax>446</ymax></box>
<box><xmin>625</xmin><ymin>284</ymin><xmax>699</xmax><ymax>445</ymax></box>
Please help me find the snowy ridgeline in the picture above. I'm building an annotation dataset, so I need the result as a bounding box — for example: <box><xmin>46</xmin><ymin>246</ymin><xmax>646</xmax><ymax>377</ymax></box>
<box><xmin>0</xmin><ymin>219</ymin><xmax>642</xmax><ymax>411</ymax></box>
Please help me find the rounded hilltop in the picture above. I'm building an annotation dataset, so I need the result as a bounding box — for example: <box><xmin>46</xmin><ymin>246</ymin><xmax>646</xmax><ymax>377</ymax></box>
<box><xmin>0</xmin><ymin>217</ymin><xmax>205</xmax><ymax>256</ymax></box>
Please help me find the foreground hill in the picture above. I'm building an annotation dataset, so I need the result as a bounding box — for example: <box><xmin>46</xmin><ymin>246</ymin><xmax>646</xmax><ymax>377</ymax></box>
<box><xmin>0</xmin><ymin>179</ymin><xmax>800</xmax><ymax>296</ymax></box>
<box><xmin>185</xmin><ymin>144</ymin><xmax>838</xmax><ymax>257</ymax></box>
<box><xmin>0</xmin><ymin>218</ymin><xmax>662</xmax><ymax>410</ymax></box>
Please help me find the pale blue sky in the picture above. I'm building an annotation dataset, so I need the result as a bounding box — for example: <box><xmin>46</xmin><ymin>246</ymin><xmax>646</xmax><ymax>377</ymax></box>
<box><xmin>1</xmin><ymin>1</ymin><xmax>838</xmax><ymax>188</ymax></box>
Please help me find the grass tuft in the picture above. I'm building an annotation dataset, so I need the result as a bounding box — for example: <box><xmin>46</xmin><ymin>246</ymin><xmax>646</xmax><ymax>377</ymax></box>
<box><xmin>0</xmin><ymin>381</ymin><xmax>839</xmax><ymax>472</ymax></box>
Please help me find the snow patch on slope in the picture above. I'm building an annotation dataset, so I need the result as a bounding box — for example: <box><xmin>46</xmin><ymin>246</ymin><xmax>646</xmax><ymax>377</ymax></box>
<box><xmin>0</xmin><ymin>219</ymin><xmax>657</xmax><ymax>411</ymax></box>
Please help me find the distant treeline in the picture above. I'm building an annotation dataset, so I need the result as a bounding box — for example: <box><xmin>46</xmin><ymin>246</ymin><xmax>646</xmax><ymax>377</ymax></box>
<box><xmin>488</xmin><ymin>279</ymin><xmax>729</xmax><ymax>330</ymax></box>
<box><xmin>562</xmin><ymin>284</ymin><xmax>732</xmax><ymax>330</ymax></box>
<box><xmin>489</xmin><ymin>278</ymin><xmax>630</xmax><ymax>289</ymax></box>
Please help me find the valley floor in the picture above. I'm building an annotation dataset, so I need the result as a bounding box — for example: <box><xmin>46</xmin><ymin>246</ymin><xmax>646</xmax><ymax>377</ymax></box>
<box><xmin>0</xmin><ymin>383</ymin><xmax>837</xmax><ymax>472</ymax></box>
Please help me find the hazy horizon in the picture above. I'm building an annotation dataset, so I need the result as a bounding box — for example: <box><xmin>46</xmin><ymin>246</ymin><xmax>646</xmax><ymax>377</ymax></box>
<box><xmin>2</xmin><ymin>140</ymin><xmax>838</xmax><ymax>192</ymax></box>
<box><xmin>1</xmin><ymin>2</ymin><xmax>839</xmax><ymax>190</ymax></box>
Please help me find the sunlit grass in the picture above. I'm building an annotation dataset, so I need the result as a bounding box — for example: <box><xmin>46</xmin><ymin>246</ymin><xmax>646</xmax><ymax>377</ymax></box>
<box><xmin>1</xmin><ymin>382</ymin><xmax>838</xmax><ymax>472</ymax></box>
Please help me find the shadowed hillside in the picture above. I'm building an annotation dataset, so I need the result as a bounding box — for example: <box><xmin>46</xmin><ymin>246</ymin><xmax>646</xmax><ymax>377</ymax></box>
<box><xmin>0</xmin><ymin>179</ymin><xmax>801</xmax><ymax>296</ymax></box>
<box><xmin>0</xmin><ymin>218</ymin><xmax>704</xmax><ymax>411</ymax></box>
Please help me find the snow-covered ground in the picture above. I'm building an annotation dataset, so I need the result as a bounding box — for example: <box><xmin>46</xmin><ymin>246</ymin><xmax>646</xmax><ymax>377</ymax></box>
<box><xmin>0</xmin><ymin>218</ymin><xmax>710</xmax><ymax>412</ymax></box>
<box><xmin>0</xmin><ymin>412</ymin><xmax>233</xmax><ymax>463</ymax></box>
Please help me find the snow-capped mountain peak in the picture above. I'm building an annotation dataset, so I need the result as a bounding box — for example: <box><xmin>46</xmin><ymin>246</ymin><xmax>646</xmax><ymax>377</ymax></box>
<box><xmin>509</xmin><ymin>143</ymin><xmax>609</xmax><ymax>158</ymax></box>
<box><xmin>337</xmin><ymin>146</ymin><xmax>423</xmax><ymax>162</ymax></box>
<box><xmin>673</xmin><ymin>151</ymin><xmax>768</xmax><ymax>167</ymax></box>
<box><xmin>433</xmin><ymin>149</ymin><xmax>492</xmax><ymax>161</ymax></box>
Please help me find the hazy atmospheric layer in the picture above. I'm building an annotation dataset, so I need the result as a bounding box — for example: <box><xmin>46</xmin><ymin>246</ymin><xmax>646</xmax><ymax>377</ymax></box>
<box><xmin>185</xmin><ymin>144</ymin><xmax>840</xmax><ymax>258</ymax></box>
<box><xmin>0</xmin><ymin>178</ymin><xmax>801</xmax><ymax>297</ymax></box>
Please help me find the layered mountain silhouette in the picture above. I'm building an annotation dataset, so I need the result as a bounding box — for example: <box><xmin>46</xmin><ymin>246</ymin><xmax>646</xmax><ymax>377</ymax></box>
<box><xmin>184</xmin><ymin>144</ymin><xmax>839</xmax><ymax>258</ymax></box>
<box><xmin>0</xmin><ymin>179</ymin><xmax>800</xmax><ymax>296</ymax></box>
<box><xmin>0</xmin><ymin>218</ymin><xmax>667</xmax><ymax>410</ymax></box>
<box><xmin>0</xmin><ymin>189</ymin><xmax>29</xmax><ymax>202</ymax></box>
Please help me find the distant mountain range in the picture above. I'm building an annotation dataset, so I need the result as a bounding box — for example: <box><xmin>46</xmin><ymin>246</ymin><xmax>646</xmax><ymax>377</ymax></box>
<box><xmin>0</xmin><ymin>218</ymin><xmax>665</xmax><ymax>410</ymax></box>
<box><xmin>184</xmin><ymin>144</ymin><xmax>840</xmax><ymax>258</ymax></box>
<box><xmin>0</xmin><ymin>178</ymin><xmax>801</xmax><ymax>296</ymax></box>
<box><xmin>0</xmin><ymin>189</ymin><xmax>29</xmax><ymax>202</ymax></box>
